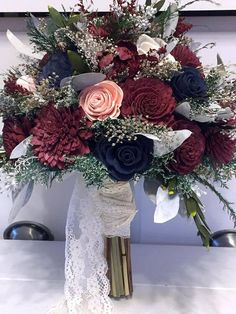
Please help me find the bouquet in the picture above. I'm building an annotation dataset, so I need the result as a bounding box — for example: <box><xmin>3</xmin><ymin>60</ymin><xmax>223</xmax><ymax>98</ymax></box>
<box><xmin>1</xmin><ymin>0</ymin><xmax>236</xmax><ymax>312</ymax></box>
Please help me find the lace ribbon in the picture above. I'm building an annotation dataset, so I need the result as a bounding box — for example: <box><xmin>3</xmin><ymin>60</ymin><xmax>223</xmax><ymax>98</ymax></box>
<box><xmin>49</xmin><ymin>173</ymin><xmax>136</xmax><ymax>314</ymax></box>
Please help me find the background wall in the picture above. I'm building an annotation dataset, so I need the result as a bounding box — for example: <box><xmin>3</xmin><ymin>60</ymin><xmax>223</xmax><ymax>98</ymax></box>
<box><xmin>0</xmin><ymin>15</ymin><xmax>236</xmax><ymax>244</ymax></box>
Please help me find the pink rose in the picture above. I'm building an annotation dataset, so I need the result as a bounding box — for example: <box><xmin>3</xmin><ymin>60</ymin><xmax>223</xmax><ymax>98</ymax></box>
<box><xmin>79</xmin><ymin>80</ymin><xmax>123</xmax><ymax>121</ymax></box>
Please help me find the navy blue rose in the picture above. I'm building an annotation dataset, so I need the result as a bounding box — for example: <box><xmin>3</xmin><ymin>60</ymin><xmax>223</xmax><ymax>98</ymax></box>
<box><xmin>94</xmin><ymin>135</ymin><xmax>153</xmax><ymax>181</ymax></box>
<box><xmin>170</xmin><ymin>67</ymin><xmax>207</xmax><ymax>101</ymax></box>
<box><xmin>39</xmin><ymin>52</ymin><xmax>73</xmax><ymax>88</ymax></box>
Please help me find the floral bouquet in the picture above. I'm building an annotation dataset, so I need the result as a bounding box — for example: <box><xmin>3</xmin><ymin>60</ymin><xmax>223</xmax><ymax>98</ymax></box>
<box><xmin>1</xmin><ymin>0</ymin><xmax>236</xmax><ymax>313</ymax></box>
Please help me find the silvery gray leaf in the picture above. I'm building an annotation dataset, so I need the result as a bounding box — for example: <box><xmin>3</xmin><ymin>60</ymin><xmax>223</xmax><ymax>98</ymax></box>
<box><xmin>72</xmin><ymin>73</ymin><xmax>106</xmax><ymax>91</ymax></box>
<box><xmin>6</xmin><ymin>30</ymin><xmax>45</xmax><ymax>60</ymax></box>
<box><xmin>10</xmin><ymin>136</ymin><xmax>31</xmax><ymax>159</ymax></box>
<box><xmin>163</xmin><ymin>3</ymin><xmax>179</xmax><ymax>38</ymax></box>
<box><xmin>9</xmin><ymin>180</ymin><xmax>34</xmax><ymax>223</ymax></box>
<box><xmin>175</xmin><ymin>102</ymin><xmax>233</xmax><ymax>122</ymax></box>
<box><xmin>60</xmin><ymin>76</ymin><xmax>73</xmax><ymax>88</ymax></box>
<box><xmin>30</xmin><ymin>13</ymin><xmax>40</xmax><ymax>29</ymax></box>
<box><xmin>60</xmin><ymin>73</ymin><xmax>106</xmax><ymax>91</ymax></box>
<box><xmin>190</xmin><ymin>41</ymin><xmax>202</xmax><ymax>52</ymax></box>
<box><xmin>138</xmin><ymin>130</ymin><xmax>191</xmax><ymax>157</ymax></box>
<box><xmin>165</xmin><ymin>39</ymin><xmax>178</xmax><ymax>55</ymax></box>
<box><xmin>143</xmin><ymin>177</ymin><xmax>163</xmax><ymax>204</ymax></box>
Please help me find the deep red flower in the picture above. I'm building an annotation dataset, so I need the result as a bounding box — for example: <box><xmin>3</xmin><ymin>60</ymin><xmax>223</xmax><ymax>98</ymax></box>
<box><xmin>120</xmin><ymin>78</ymin><xmax>176</xmax><ymax>126</ymax></box>
<box><xmin>2</xmin><ymin>116</ymin><xmax>33</xmax><ymax>157</ymax></box>
<box><xmin>174</xmin><ymin>17</ymin><xmax>192</xmax><ymax>37</ymax></box>
<box><xmin>205</xmin><ymin>126</ymin><xmax>236</xmax><ymax>164</ymax></box>
<box><xmin>98</xmin><ymin>41</ymin><xmax>140</xmax><ymax>80</ymax></box>
<box><xmin>4</xmin><ymin>76</ymin><xmax>31</xmax><ymax>96</ymax></box>
<box><xmin>88</xmin><ymin>24</ymin><xmax>109</xmax><ymax>38</ymax></box>
<box><xmin>171</xmin><ymin>45</ymin><xmax>202</xmax><ymax>68</ymax></box>
<box><xmin>31</xmin><ymin>104</ymin><xmax>92</xmax><ymax>169</ymax></box>
<box><xmin>169</xmin><ymin>119</ymin><xmax>205</xmax><ymax>175</ymax></box>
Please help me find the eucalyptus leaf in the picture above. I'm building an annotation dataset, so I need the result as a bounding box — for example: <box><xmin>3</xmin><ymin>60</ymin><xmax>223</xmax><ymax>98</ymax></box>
<box><xmin>67</xmin><ymin>50</ymin><xmax>90</xmax><ymax>74</ymax></box>
<box><xmin>29</xmin><ymin>13</ymin><xmax>40</xmax><ymax>29</ymax></box>
<box><xmin>60</xmin><ymin>72</ymin><xmax>106</xmax><ymax>91</ymax></box>
<box><xmin>163</xmin><ymin>3</ymin><xmax>179</xmax><ymax>38</ymax></box>
<box><xmin>10</xmin><ymin>136</ymin><xmax>31</xmax><ymax>159</ymax></box>
<box><xmin>48</xmin><ymin>6</ymin><xmax>67</xmax><ymax>28</ymax></box>
<box><xmin>9</xmin><ymin>181</ymin><xmax>34</xmax><ymax>223</ymax></box>
<box><xmin>139</xmin><ymin>129</ymin><xmax>191</xmax><ymax>157</ymax></box>
<box><xmin>217</xmin><ymin>53</ymin><xmax>226</xmax><ymax>72</ymax></box>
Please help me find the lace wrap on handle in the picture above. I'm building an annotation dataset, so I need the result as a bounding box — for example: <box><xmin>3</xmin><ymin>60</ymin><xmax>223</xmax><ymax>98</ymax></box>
<box><xmin>49</xmin><ymin>173</ymin><xmax>136</xmax><ymax>314</ymax></box>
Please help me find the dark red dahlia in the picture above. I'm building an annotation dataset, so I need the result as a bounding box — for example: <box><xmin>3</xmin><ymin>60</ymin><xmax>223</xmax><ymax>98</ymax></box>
<box><xmin>174</xmin><ymin>17</ymin><xmax>193</xmax><ymax>38</ymax></box>
<box><xmin>171</xmin><ymin>45</ymin><xmax>202</xmax><ymax>69</ymax></box>
<box><xmin>120</xmin><ymin>78</ymin><xmax>176</xmax><ymax>126</ymax></box>
<box><xmin>2</xmin><ymin>116</ymin><xmax>33</xmax><ymax>157</ymax></box>
<box><xmin>169</xmin><ymin>119</ymin><xmax>205</xmax><ymax>175</ymax></box>
<box><xmin>205</xmin><ymin>126</ymin><xmax>236</xmax><ymax>164</ymax></box>
<box><xmin>31</xmin><ymin>104</ymin><xmax>92</xmax><ymax>169</ymax></box>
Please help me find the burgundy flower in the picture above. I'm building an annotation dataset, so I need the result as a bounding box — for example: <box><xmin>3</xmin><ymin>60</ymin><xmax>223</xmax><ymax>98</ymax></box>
<box><xmin>120</xmin><ymin>78</ymin><xmax>176</xmax><ymax>126</ymax></box>
<box><xmin>205</xmin><ymin>126</ymin><xmax>236</xmax><ymax>164</ymax></box>
<box><xmin>31</xmin><ymin>104</ymin><xmax>92</xmax><ymax>169</ymax></box>
<box><xmin>4</xmin><ymin>75</ymin><xmax>31</xmax><ymax>96</ymax></box>
<box><xmin>169</xmin><ymin>119</ymin><xmax>205</xmax><ymax>175</ymax></box>
<box><xmin>174</xmin><ymin>17</ymin><xmax>192</xmax><ymax>37</ymax></box>
<box><xmin>88</xmin><ymin>24</ymin><xmax>109</xmax><ymax>38</ymax></box>
<box><xmin>98</xmin><ymin>41</ymin><xmax>140</xmax><ymax>80</ymax></box>
<box><xmin>3</xmin><ymin>116</ymin><xmax>33</xmax><ymax>157</ymax></box>
<box><xmin>171</xmin><ymin>45</ymin><xmax>202</xmax><ymax>69</ymax></box>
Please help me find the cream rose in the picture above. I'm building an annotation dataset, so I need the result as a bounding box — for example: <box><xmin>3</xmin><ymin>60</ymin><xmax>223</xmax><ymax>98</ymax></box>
<box><xmin>79</xmin><ymin>80</ymin><xmax>123</xmax><ymax>121</ymax></box>
<box><xmin>136</xmin><ymin>34</ymin><xmax>175</xmax><ymax>63</ymax></box>
<box><xmin>16</xmin><ymin>75</ymin><xmax>36</xmax><ymax>92</ymax></box>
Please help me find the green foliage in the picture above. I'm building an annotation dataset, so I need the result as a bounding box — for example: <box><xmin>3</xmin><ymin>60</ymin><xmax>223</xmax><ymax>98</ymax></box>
<box><xmin>184</xmin><ymin>192</ymin><xmax>212</xmax><ymax>247</ymax></box>
<box><xmin>67</xmin><ymin>50</ymin><xmax>90</xmax><ymax>74</ymax></box>
<box><xmin>48</xmin><ymin>6</ymin><xmax>67</xmax><ymax>28</ymax></box>
<box><xmin>27</xmin><ymin>17</ymin><xmax>57</xmax><ymax>53</ymax></box>
<box><xmin>153</xmin><ymin>0</ymin><xmax>166</xmax><ymax>11</ymax></box>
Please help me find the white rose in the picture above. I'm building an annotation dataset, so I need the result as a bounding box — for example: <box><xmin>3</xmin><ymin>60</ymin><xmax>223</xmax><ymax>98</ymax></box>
<box><xmin>16</xmin><ymin>75</ymin><xmax>36</xmax><ymax>92</ymax></box>
<box><xmin>136</xmin><ymin>34</ymin><xmax>176</xmax><ymax>63</ymax></box>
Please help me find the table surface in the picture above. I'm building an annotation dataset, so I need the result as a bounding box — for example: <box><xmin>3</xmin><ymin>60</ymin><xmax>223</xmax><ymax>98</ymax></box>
<box><xmin>0</xmin><ymin>240</ymin><xmax>236</xmax><ymax>314</ymax></box>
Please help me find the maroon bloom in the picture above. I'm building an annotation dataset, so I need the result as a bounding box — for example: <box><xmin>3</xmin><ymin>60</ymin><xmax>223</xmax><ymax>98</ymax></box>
<box><xmin>171</xmin><ymin>45</ymin><xmax>202</xmax><ymax>69</ymax></box>
<box><xmin>31</xmin><ymin>104</ymin><xmax>92</xmax><ymax>169</ymax></box>
<box><xmin>174</xmin><ymin>17</ymin><xmax>193</xmax><ymax>37</ymax></box>
<box><xmin>205</xmin><ymin>127</ymin><xmax>236</xmax><ymax>164</ymax></box>
<box><xmin>98</xmin><ymin>41</ymin><xmax>140</xmax><ymax>80</ymax></box>
<box><xmin>120</xmin><ymin>78</ymin><xmax>176</xmax><ymax>126</ymax></box>
<box><xmin>169</xmin><ymin>119</ymin><xmax>205</xmax><ymax>175</ymax></box>
<box><xmin>4</xmin><ymin>75</ymin><xmax>31</xmax><ymax>96</ymax></box>
<box><xmin>3</xmin><ymin>116</ymin><xmax>33</xmax><ymax>157</ymax></box>
<box><xmin>88</xmin><ymin>24</ymin><xmax>109</xmax><ymax>38</ymax></box>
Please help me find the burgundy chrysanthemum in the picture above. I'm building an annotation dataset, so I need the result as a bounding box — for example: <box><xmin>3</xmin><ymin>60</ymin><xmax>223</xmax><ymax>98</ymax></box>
<box><xmin>120</xmin><ymin>78</ymin><xmax>176</xmax><ymax>126</ymax></box>
<box><xmin>2</xmin><ymin>116</ymin><xmax>33</xmax><ymax>157</ymax></box>
<box><xmin>205</xmin><ymin>127</ymin><xmax>236</xmax><ymax>164</ymax></box>
<box><xmin>31</xmin><ymin>104</ymin><xmax>92</xmax><ymax>169</ymax></box>
<box><xmin>174</xmin><ymin>17</ymin><xmax>193</xmax><ymax>37</ymax></box>
<box><xmin>171</xmin><ymin>45</ymin><xmax>202</xmax><ymax>68</ymax></box>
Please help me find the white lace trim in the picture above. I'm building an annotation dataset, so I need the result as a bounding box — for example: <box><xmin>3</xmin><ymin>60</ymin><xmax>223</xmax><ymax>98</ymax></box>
<box><xmin>49</xmin><ymin>173</ymin><xmax>136</xmax><ymax>314</ymax></box>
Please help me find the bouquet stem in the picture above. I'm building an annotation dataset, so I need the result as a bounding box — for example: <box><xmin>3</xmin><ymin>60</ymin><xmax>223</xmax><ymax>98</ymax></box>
<box><xmin>105</xmin><ymin>237</ymin><xmax>133</xmax><ymax>298</ymax></box>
